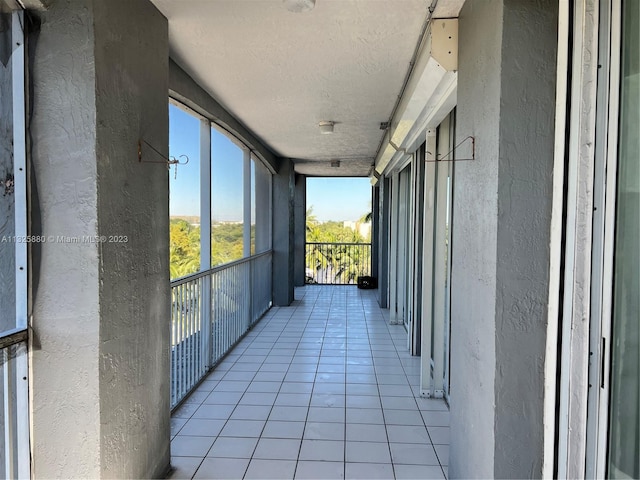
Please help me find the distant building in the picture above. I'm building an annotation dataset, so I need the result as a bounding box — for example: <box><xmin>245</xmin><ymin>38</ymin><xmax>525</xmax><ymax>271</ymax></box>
<box><xmin>343</xmin><ymin>220</ymin><xmax>371</xmax><ymax>240</ymax></box>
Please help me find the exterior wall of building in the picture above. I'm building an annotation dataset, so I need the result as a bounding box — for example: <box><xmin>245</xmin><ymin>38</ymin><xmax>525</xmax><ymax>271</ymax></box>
<box><xmin>28</xmin><ymin>0</ymin><xmax>170</xmax><ymax>477</ymax></box>
<box><xmin>29</xmin><ymin>3</ymin><xmax>101</xmax><ymax>476</ymax></box>
<box><xmin>92</xmin><ymin>0</ymin><xmax>171</xmax><ymax>477</ymax></box>
<box><xmin>493</xmin><ymin>2</ymin><xmax>558</xmax><ymax>476</ymax></box>
<box><xmin>451</xmin><ymin>0</ymin><xmax>558</xmax><ymax>478</ymax></box>
<box><xmin>449</xmin><ymin>1</ymin><xmax>502</xmax><ymax>475</ymax></box>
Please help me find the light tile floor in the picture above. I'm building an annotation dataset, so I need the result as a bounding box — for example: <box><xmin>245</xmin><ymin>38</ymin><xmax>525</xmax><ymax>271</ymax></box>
<box><xmin>169</xmin><ymin>286</ymin><xmax>449</xmax><ymax>480</ymax></box>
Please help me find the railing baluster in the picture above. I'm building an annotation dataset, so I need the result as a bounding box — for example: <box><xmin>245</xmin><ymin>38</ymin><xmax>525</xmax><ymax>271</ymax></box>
<box><xmin>187</xmin><ymin>282</ymin><xmax>192</xmax><ymax>395</ymax></box>
<box><xmin>224</xmin><ymin>269</ymin><xmax>228</xmax><ymax>352</ymax></box>
<box><xmin>170</xmin><ymin>251</ymin><xmax>273</xmax><ymax>409</ymax></box>
<box><xmin>214</xmin><ymin>271</ymin><xmax>218</xmax><ymax>364</ymax></box>
<box><xmin>190</xmin><ymin>281</ymin><xmax>194</xmax><ymax>385</ymax></box>
<box><xmin>177</xmin><ymin>284</ymin><xmax>183</xmax><ymax>400</ymax></box>
<box><xmin>304</xmin><ymin>242</ymin><xmax>372</xmax><ymax>285</ymax></box>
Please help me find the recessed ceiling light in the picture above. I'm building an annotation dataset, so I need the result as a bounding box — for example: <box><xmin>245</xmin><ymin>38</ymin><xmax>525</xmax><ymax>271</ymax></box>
<box><xmin>319</xmin><ymin>121</ymin><xmax>334</xmax><ymax>134</ymax></box>
<box><xmin>283</xmin><ymin>0</ymin><xmax>316</xmax><ymax>13</ymax></box>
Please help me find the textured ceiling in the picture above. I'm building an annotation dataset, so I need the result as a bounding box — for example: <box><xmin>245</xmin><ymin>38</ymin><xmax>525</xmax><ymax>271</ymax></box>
<box><xmin>152</xmin><ymin>0</ymin><xmax>464</xmax><ymax>176</ymax></box>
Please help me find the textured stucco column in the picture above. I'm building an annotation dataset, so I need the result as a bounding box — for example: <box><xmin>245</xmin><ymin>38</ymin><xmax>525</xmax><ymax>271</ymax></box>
<box><xmin>28</xmin><ymin>1</ymin><xmax>170</xmax><ymax>478</ymax></box>
<box><xmin>371</xmin><ymin>185</ymin><xmax>379</xmax><ymax>280</ymax></box>
<box><xmin>450</xmin><ymin>0</ymin><xmax>558</xmax><ymax>478</ymax></box>
<box><xmin>375</xmin><ymin>177</ymin><xmax>390</xmax><ymax>308</ymax></box>
<box><xmin>272</xmin><ymin>158</ymin><xmax>295</xmax><ymax>305</ymax></box>
<box><xmin>294</xmin><ymin>173</ymin><xmax>306</xmax><ymax>287</ymax></box>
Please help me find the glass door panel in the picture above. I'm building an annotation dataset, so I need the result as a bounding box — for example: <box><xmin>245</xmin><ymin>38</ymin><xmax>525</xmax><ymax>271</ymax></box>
<box><xmin>607</xmin><ymin>1</ymin><xmax>639</xmax><ymax>477</ymax></box>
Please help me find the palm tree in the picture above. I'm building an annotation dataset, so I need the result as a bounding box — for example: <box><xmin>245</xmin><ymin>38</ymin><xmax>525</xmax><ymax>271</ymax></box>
<box><xmin>306</xmin><ymin>206</ymin><xmax>319</xmax><ymax>237</ymax></box>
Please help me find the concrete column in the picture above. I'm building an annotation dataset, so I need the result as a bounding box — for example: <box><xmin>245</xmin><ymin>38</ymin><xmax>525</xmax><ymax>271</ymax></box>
<box><xmin>28</xmin><ymin>1</ymin><xmax>170</xmax><ymax>478</ymax></box>
<box><xmin>293</xmin><ymin>173</ymin><xmax>306</xmax><ymax>287</ymax></box>
<box><xmin>375</xmin><ymin>177</ymin><xmax>390</xmax><ymax>308</ymax></box>
<box><xmin>450</xmin><ymin>0</ymin><xmax>558</xmax><ymax>478</ymax></box>
<box><xmin>272</xmin><ymin>158</ymin><xmax>295</xmax><ymax>305</ymax></box>
<box><xmin>371</xmin><ymin>185</ymin><xmax>379</xmax><ymax>280</ymax></box>
<box><xmin>254</xmin><ymin>160</ymin><xmax>272</xmax><ymax>253</ymax></box>
<box><xmin>243</xmin><ymin>148</ymin><xmax>251</xmax><ymax>257</ymax></box>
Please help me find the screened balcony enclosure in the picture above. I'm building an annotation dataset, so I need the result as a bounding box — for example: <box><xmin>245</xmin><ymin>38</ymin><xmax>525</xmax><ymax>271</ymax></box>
<box><xmin>3</xmin><ymin>0</ymin><xmax>636</xmax><ymax>478</ymax></box>
<box><xmin>169</xmin><ymin>286</ymin><xmax>449</xmax><ymax>480</ymax></box>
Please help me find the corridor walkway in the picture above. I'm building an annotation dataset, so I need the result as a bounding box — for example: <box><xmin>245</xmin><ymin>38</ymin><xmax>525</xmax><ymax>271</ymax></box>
<box><xmin>169</xmin><ymin>286</ymin><xmax>449</xmax><ymax>479</ymax></box>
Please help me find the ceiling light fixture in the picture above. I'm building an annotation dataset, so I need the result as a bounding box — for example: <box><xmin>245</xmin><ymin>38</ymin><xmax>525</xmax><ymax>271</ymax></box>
<box><xmin>283</xmin><ymin>0</ymin><xmax>316</xmax><ymax>13</ymax></box>
<box><xmin>319</xmin><ymin>121</ymin><xmax>334</xmax><ymax>134</ymax></box>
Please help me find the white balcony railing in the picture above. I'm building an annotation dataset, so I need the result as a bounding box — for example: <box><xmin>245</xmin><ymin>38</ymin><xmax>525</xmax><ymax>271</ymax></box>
<box><xmin>0</xmin><ymin>329</ymin><xmax>29</xmax><ymax>479</ymax></box>
<box><xmin>170</xmin><ymin>251</ymin><xmax>272</xmax><ymax>409</ymax></box>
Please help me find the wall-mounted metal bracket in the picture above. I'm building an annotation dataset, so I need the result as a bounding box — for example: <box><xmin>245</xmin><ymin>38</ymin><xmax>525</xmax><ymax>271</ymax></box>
<box><xmin>138</xmin><ymin>140</ymin><xmax>189</xmax><ymax>167</ymax></box>
<box><xmin>426</xmin><ymin>135</ymin><xmax>475</xmax><ymax>162</ymax></box>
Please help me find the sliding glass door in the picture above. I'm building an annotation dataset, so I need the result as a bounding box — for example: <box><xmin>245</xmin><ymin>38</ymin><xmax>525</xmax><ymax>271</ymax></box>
<box><xmin>607</xmin><ymin>1</ymin><xmax>639</xmax><ymax>477</ymax></box>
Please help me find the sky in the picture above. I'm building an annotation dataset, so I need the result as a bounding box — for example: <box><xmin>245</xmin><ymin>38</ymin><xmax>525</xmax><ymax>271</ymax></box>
<box><xmin>169</xmin><ymin>103</ymin><xmax>372</xmax><ymax>222</ymax></box>
<box><xmin>306</xmin><ymin>177</ymin><xmax>372</xmax><ymax>222</ymax></box>
<box><xmin>169</xmin><ymin>104</ymin><xmax>246</xmax><ymax>221</ymax></box>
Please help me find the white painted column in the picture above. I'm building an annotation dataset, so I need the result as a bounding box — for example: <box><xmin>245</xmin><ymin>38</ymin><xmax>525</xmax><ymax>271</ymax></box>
<box><xmin>10</xmin><ymin>11</ymin><xmax>29</xmax><ymax>478</ymax></box>
<box><xmin>12</xmin><ymin>11</ymin><xmax>26</xmax><ymax>331</ymax></box>
<box><xmin>200</xmin><ymin>120</ymin><xmax>212</xmax><ymax>269</ymax></box>
<box><xmin>388</xmin><ymin>172</ymin><xmax>399</xmax><ymax>324</ymax></box>
<box><xmin>199</xmin><ymin>119</ymin><xmax>212</xmax><ymax>366</ymax></box>
<box><xmin>410</xmin><ymin>148</ymin><xmax>426</xmax><ymax>354</ymax></box>
<box><xmin>420</xmin><ymin>129</ymin><xmax>437</xmax><ymax>396</ymax></box>
<box><xmin>432</xmin><ymin>127</ymin><xmax>451</xmax><ymax>397</ymax></box>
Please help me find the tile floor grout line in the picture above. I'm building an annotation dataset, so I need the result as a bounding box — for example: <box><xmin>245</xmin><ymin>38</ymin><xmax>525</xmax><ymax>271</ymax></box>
<box><xmin>170</xmin><ymin>285</ymin><xmax>449</xmax><ymax>480</ymax></box>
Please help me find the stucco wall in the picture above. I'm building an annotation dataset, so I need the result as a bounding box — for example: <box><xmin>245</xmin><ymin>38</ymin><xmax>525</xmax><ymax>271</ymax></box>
<box><xmin>294</xmin><ymin>173</ymin><xmax>306</xmax><ymax>287</ymax></box>
<box><xmin>29</xmin><ymin>0</ymin><xmax>170</xmax><ymax>477</ymax></box>
<box><xmin>29</xmin><ymin>3</ymin><xmax>101</xmax><ymax>477</ymax></box>
<box><xmin>273</xmin><ymin>159</ymin><xmax>295</xmax><ymax>305</ymax></box>
<box><xmin>493</xmin><ymin>1</ymin><xmax>557</xmax><ymax>477</ymax></box>
<box><xmin>375</xmin><ymin>177</ymin><xmax>390</xmax><ymax>308</ymax></box>
<box><xmin>450</xmin><ymin>1</ymin><xmax>502</xmax><ymax>477</ymax></box>
<box><xmin>93</xmin><ymin>0</ymin><xmax>170</xmax><ymax>477</ymax></box>
<box><xmin>452</xmin><ymin>0</ymin><xmax>557</xmax><ymax>478</ymax></box>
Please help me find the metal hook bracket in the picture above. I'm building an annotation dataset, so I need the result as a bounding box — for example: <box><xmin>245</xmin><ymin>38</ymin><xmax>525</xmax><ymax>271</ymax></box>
<box><xmin>426</xmin><ymin>136</ymin><xmax>475</xmax><ymax>162</ymax></box>
<box><xmin>138</xmin><ymin>140</ymin><xmax>189</xmax><ymax>167</ymax></box>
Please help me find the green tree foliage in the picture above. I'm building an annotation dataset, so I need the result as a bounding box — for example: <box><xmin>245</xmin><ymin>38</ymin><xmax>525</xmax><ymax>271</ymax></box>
<box><xmin>211</xmin><ymin>223</ymin><xmax>244</xmax><ymax>266</ymax></box>
<box><xmin>170</xmin><ymin>218</ymin><xmax>247</xmax><ymax>279</ymax></box>
<box><xmin>305</xmin><ymin>207</ymin><xmax>372</xmax><ymax>284</ymax></box>
<box><xmin>170</xmin><ymin>218</ymin><xmax>201</xmax><ymax>279</ymax></box>
<box><xmin>306</xmin><ymin>220</ymin><xmax>368</xmax><ymax>243</ymax></box>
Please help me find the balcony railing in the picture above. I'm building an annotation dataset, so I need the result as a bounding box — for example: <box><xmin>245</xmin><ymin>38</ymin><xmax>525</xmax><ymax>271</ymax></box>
<box><xmin>0</xmin><ymin>328</ymin><xmax>29</xmax><ymax>479</ymax></box>
<box><xmin>170</xmin><ymin>251</ymin><xmax>272</xmax><ymax>409</ymax></box>
<box><xmin>305</xmin><ymin>242</ymin><xmax>372</xmax><ymax>285</ymax></box>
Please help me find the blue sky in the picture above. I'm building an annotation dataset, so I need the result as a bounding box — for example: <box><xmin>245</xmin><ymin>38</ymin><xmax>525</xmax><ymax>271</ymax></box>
<box><xmin>169</xmin><ymin>104</ymin><xmax>372</xmax><ymax>222</ymax></box>
<box><xmin>169</xmin><ymin>104</ymin><xmax>201</xmax><ymax>217</ymax></box>
<box><xmin>306</xmin><ymin>177</ymin><xmax>372</xmax><ymax>222</ymax></box>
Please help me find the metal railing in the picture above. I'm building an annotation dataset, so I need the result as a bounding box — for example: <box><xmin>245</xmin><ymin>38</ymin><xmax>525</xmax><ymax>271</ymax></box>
<box><xmin>1</xmin><ymin>329</ymin><xmax>29</xmax><ymax>479</ymax></box>
<box><xmin>305</xmin><ymin>242</ymin><xmax>372</xmax><ymax>285</ymax></box>
<box><xmin>170</xmin><ymin>250</ymin><xmax>272</xmax><ymax>409</ymax></box>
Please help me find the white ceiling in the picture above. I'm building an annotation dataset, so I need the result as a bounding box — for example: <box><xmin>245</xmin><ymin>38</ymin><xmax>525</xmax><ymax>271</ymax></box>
<box><xmin>151</xmin><ymin>0</ymin><xmax>464</xmax><ymax>176</ymax></box>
